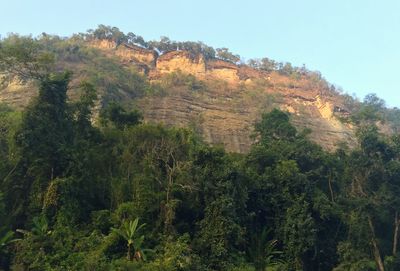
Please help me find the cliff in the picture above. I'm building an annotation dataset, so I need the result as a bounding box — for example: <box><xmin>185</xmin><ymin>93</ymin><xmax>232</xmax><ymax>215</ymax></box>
<box><xmin>156</xmin><ymin>51</ymin><xmax>206</xmax><ymax>77</ymax></box>
<box><xmin>0</xmin><ymin>38</ymin><xmax>357</xmax><ymax>152</ymax></box>
<box><xmin>136</xmin><ymin>73</ymin><xmax>355</xmax><ymax>152</ymax></box>
<box><xmin>90</xmin><ymin>39</ymin><xmax>158</xmax><ymax>73</ymax></box>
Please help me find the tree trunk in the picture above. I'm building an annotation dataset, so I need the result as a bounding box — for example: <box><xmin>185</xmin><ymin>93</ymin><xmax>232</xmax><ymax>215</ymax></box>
<box><xmin>368</xmin><ymin>216</ymin><xmax>385</xmax><ymax>271</ymax></box>
<box><xmin>134</xmin><ymin>251</ymin><xmax>142</xmax><ymax>261</ymax></box>
<box><xmin>393</xmin><ymin>211</ymin><xmax>400</xmax><ymax>256</ymax></box>
<box><xmin>50</xmin><ymin>167</ymin><xmax>54</xmax><ymax>180</ymax></box>
<box><xmin>328</xmin><ymin>172</ymin><xmax>335</xmax><ymax>202</ymax></box>
<box><xmin>164</xmin><ymin>170</ymin><xmax>174</xmax><ymax>234</ymax></box>
<box><xmin>1</xmin><ymin>161</ymin><xmax>19</xmax><ymax>184</ymax></box>
<box><xmin>127</xmin><ymin>244</ymin><xmax>131</xmax><ymax>260</ymax></box>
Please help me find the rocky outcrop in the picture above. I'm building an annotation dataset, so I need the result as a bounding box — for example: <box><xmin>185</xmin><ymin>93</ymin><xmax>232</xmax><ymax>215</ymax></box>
<box><xmin>90</xmin><ymin>40</ymin><xmax>158</xmax><ymax>69</ymax></box>
<box><xmin>206</xmin><ymin>59</ymin><xmax>240</xmax><ymax>83</ymax></box>
<box><xmin>89</xmin><ymin>40</ymin><xmax>266</xmax><ymax>84</ymax></box>
<box><xmin>156</xmin><ymin>51</ymin><xmax>206</xmax><ymax>76</ymax></box>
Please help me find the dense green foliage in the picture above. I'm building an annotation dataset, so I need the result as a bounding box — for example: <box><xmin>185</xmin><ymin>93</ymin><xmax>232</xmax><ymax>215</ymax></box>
<box><xmin>2</xmin><ymin>30</ymin><xmax>400</xmax><ymax>271</ymax></box>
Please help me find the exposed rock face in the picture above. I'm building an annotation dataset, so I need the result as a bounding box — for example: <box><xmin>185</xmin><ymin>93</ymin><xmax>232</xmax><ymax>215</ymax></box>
<box><xmin>119</xmin><ymin>44</ymin><xmax>158</xmax><ymax>67</ymax></box>
<box><xmin>136</xmin><ymin>78</ymin><xmax>355</xmax><ymax>152</ymax></box>
<box><xmin>206</xmin><ymin>60</ymin><xmax>240</xmax><ymax>83</ymax></box>
<box><xmin>0</xmin><ymin>39</ymin><xmax>356</xmax><ymax>152</ymax></box>
<box><xmin>137</xmin><ymin>88</ymin><xmax>257</xmax><ymax>153</ymax></box>
<box><xmin>156</xmin><ymin>51</ymin><xmax>206</xmax><ymax>76</ymax></box>
<box><xmin>90</xmin><ymin>40</ymin><xmax>158</xmax><ymax>70</ymax></box>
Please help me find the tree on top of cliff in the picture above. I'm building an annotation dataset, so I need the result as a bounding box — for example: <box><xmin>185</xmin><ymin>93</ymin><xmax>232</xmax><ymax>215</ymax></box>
<box><xmin>248</xmin><ymin>57</ymin><xmax>278</xmax><ymax>72</ymax></box>
<box><xmin>148</xmin><ymin>36</ymin><xmax>216</xmax><ymax>59</ymax></box>
<box><xmin>86</xmin><ymin>25</ymin><xmax>147</xmax><ymax>47</ymax></box>
<box><xmin>88</xmin><ymin>24</ymin><xmax>127</xmax><ymax>45</ymax></box>
<box><xmin>85</xmin><ymin>25</ymin><xmax>217</xmax><ymax>59</ymax></box>
<box><xmin>216</xmin><ymin>47</ymin><xmax>240</xmax><ymax>63</ymax></box>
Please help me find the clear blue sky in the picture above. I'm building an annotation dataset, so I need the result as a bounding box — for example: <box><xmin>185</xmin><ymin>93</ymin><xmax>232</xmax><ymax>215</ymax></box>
<box><xmin>1</xmin><ymin>0</ymin><xmax>400</xmax><ymax>107</ymax></box>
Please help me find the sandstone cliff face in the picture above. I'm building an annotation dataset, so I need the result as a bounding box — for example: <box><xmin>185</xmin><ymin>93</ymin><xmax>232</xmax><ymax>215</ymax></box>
<box><xmin>156</xmin><ymin>51</ymin><xmax>206</xmax><ymax>77</ymax></box>
<box><xmin>136</xmin><ymin>78</ymin><xmax>355</xmax><ymax>152</ymax></box>
<box><xmin>206</xmin><ymin>60</ymin><xmax>240</xmax><ymax>83</ymax></box>
<box><xmin>90</xmin><ymin>40</ymin><xmax>158</xmax><ymax>70</ymax></box>
<box><xmin>0</xmin><ymin>40</ymin><xmax>356</xmax><ymax>152</ymax></box>
<box><xmin>91</xmin><ymin>41</ymin><xmax>261</xmax><ymax>84</ymax></box>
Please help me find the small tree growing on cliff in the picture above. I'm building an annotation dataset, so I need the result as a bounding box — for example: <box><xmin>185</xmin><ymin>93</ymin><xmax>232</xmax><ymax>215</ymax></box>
<box><xmin>216</xmin><ymin>47</ymin><xmax>240</xmax><ymax>63</ymax></box>
<box><xmin>91</xmin><ymin>25</ymin><xmax>127</xmax><ymax>45</ymax></box>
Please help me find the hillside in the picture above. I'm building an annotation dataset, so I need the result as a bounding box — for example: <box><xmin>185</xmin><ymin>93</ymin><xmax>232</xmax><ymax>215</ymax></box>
<box><xmin>0</xmin><ymin>28</ymin><xmax>396</xmax><ymax>152</ymax></box>
<box><xmin>2</xmin><ymin>26</ymin><xmax>400</xmax><ymax>271</ymax></box>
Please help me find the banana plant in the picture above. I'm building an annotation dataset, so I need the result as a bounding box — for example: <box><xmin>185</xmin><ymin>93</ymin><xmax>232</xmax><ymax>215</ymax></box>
<box><xmin>264</xmin><ymin>239</ymin><xmax>286</xmax><ymax>268</ymax></box>
<box><xmin>112</xmin><ymin>218</ymin><xmax>152</xmax><ymax>261</ymax></box>
<box><xmin>17</xmin><ymin>215</ymin><xmax>50</xmax><ymax>238</ymax></box>
<box><xmin>0</xmin><ymin>230</ymin><xmax>20</xmax><ymax>254</ymax></box>
<box><xmin>31</xmin><ymin>215</ymin><xmax>49</xmax><ymax>236</ymax></box>
<box><xmin>249</xmin><ymin>227</ymin><xmax>286</xmax><ymax>271</ymax></box>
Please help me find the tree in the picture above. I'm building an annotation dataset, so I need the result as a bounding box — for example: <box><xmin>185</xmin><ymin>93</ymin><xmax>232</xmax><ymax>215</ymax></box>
<box><xmin>277</xmin><ymin>62</ymin><xmax>296</xmax><ymax>76</ymax></box>
<box><xmin>351</xmin><ymin>93</ymin><xmax>386</xmax><ymax>124</ymax></box>
<box><xmin>0</xmin><ymin>35</ymin><xmax>104</xmax><ymax>227</ymax></box>
<box><xmin>247</xmin><ymin>58</ymin><xmax>277</xmax><ymax>72</ymax></box>
<box><xmin>283</xmin><ymin>199</ymin><xmax>316</xmax><ymax>270</ymax></box>
<box><xmin>255</xmin><ymin>109</ymin><xmax>297</xmax><ymax>143</ymax></box>
<box><xmin>0</xmin><ymin>231</ymin><xmax>19</xmax><ymax>254</ymax></box>
<box><xmin>216</xmin><ymin>47</ymin><xmax>240</xmax><ymax>63</ymax></box>
<box><xmin>100</xmin><ymin>102</ymin><xmax>142</xmax><ymax>129</ymax></box>
<box><xmin>16</xmin><ymin>215</ymin><xmax>50</xmax><ymax>240</ymax></box>
<box><xmin>73</xmin><ymin>82</ymin><xmax>97</xmax><ymax>131</ymax></box>
<box><xmin>342</xmin><ymin>126</ymin><xmax>396</xmax><ymax>271</ymax></box>
<box><xmin>260</xmin><ymin>58</ymin><xmax>277</xmax><ymax>72</ymax></box>
<box><xmin>112</xmin><ymin>218</ymin><xmax>149</xmax><ymax>261</ymax></box>
<box><xmin>0</xmin><ymin>34</ymin><xmax>54</xmax><ymax>82</ymax></box>
<box><xmin>2</xmin><ymin>72</ymin><xmax>73</xmax><ymax>226</ymax></box>
<box><xmin>248</xmin><ymin>227</ymin><xmax>285</xmax><ymax>271</ymax></box>
<box><xmin>0</xmin><ymin>105</ymin><xmax>21</xmax><ymax>195</ymax></box>
<box><xmin>91</xmin><ymin>25</ymin><xmax>127</xmax><ymax>45</ymax></box>
<box><xmin>126</xmin><ymin>32</ymin><xmax>148</xmax><ymax>47</ymax></box>
<box><xmin>148</xmin><ymin>36</ymin><xmax>176</xmax><ymax>53</ymax></box>
<box><xmin>192</xmin><ymin>147</ymin><xmax>247</xmax><ymax>269</ymax></box>
<box><xmin>247</xmin><ymin>108</ymin><xmax>340</xmax><ymax>270</ymax></box>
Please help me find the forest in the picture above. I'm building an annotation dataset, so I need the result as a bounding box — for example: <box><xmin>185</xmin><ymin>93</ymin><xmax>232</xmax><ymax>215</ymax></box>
<box><xmin>1</xmin><ymin>29</ymin><xmax>400</xmax><ymax>271</ymax></box>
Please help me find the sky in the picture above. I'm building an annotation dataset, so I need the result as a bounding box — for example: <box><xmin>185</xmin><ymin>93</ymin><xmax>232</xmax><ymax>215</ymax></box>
<box><xmin>1</xmin><ymin>0</ymin><xmax>400</xmax><ymax>107</ymax></box>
